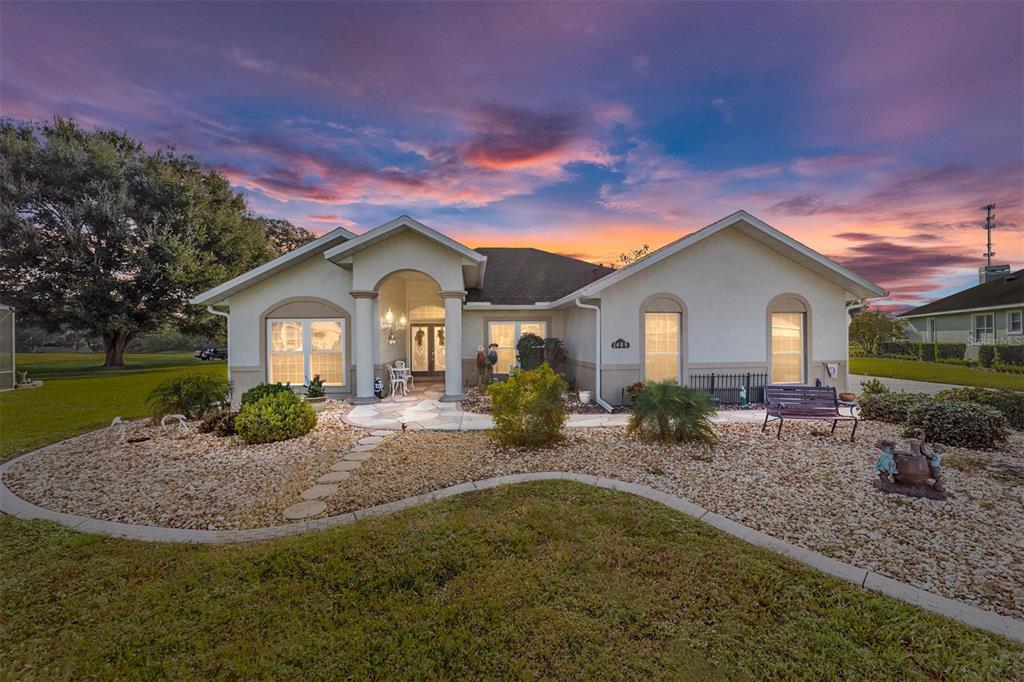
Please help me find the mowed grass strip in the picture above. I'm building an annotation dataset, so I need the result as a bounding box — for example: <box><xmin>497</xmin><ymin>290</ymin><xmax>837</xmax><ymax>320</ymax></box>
<box><xmin>2</xmin><ymin>481</ymin><xmax>1020</xmax><ymax>680</ymax></box>
<box><xmin>0</xmin><ymin>352</ymin><xmax>224</xmax><ymax>461</ymax></box>
<box><xmin>851</xmin><ymin>356</ymin><xmax>1024</xmax><ymax>390</ymax></box>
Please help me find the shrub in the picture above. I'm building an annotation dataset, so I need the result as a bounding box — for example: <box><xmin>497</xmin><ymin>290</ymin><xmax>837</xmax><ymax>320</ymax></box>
<box><xmin>934</xmin><ymin>387</ymin><xmax>1024</xmax><ymax>430</ymax></box>
<box><xmin>543</xmin><ymin>337</ymin><xmax>569</xmax><ymax>376</ymax></box>
<box><xmin>995</xmin><ymin>345</ymin><xmax>1024</xmax><ymax>366</ymax></box>
<box><xmin>859</xmin><ymin>378</ymin><xmax>890</xmax><ymax>397</ymax></box>
<box><xmin>627</xmin><ymin>380</ymin><xmax>718</xmax><ymax>445</ymax></box>
<box><xmin>198</xmin><ymin>409</ymin><xmax>239</xmax><ymax>437</ymax></box>
<box><xmin>515</xmin><ymin>332</ymin><xmax>547</xmax><ymax>371</ymax></box>
<box><xmin>147</xmin><ymin>373</ymin><xmax>231</xmax><ymax>420</ymax></box>
<box><xmin>241</xmin><ymin>382</ymin><xmax>294</xmax><ymax>406</ymax></box>
<box><xmin>625</xmin><ymin>381</ymin><xmax>647</xmax><ymax>404</ymax></box>
<box><xmin>979</xmin><ymin>345</ymin><xmax>996</xmax><ymax>368</ymax></box>
<box><xmin>937</xmin><ymin>357</ymin><xmax>977</xmax><ymax>367</ymax></box>
<box><xmin>858</xmin><ymin>392</ymin><xmax>928</xmax><ymax>424</ymax></box>
<box><xmin>919</xmin><ymin>343</ymin><xmax>936</xmax><ymax>362</ymax></box>
<box><xmin>934</xmin><ymin>343</ymin><xmax>966</xmax><ymax>360</ymax></box>
<box><xmin>235</xmin><ymin>391</ymin><xmax>317</xmax><ymax>444</ymax></box>
<box><xmin>487</xmin><ymin>363</ymin><xmax>567</xmax><ymax>447</ymax></box>
<box><xmin>879</xmin><ymin>341</ymin><xmax>919</xmax><ymax>358</ymax></box>
<box><xmin>903</xmin><ymin>400</ymin><xmax>1008</xmax><ymax>449</ymax></box>
<box><xmin>994</xmin><ymin>363</ymin><xmax>1024</xmax><ymax>375</ymax></box>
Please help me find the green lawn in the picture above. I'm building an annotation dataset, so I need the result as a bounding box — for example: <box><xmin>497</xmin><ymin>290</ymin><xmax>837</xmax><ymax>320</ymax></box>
<box><xmin>0</xmin><ymin>352</ymin><xmax>224</xmax><ymax>461</ymax></box>
<box><xmin>2</xmin><ymin>480</ymin><xmax>1020</xmax><ymax>680</ymax></box>
<box><xmin>851</xmin><ymin>356</ymin><xmax>1024</xmax><ymax>390</ymax></box>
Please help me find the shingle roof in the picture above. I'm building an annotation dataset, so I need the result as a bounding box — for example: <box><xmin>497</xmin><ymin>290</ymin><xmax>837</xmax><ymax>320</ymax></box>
<box><xmin>467</xmin><ymin>248</ymin><xmax>614</xmax><ymax>305</ymax></box>
<box><xmin>900</xmin><ymin>270</ymin><xmax>1023</xmax><ymax>317</ymax></box>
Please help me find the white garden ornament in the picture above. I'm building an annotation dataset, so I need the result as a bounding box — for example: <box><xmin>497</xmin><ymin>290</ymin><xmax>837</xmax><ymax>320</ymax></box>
<box><xmin>160</xmin><ymin>414</ymin><xmax>192</xmax><ymax>436</ymax></box>
<box><xmin>110</xmin><ymin>416</ymin><xmax>128</xmax><ymax>444</ymax></box>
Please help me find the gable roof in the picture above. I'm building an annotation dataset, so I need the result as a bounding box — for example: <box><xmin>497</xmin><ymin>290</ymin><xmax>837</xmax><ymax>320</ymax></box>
<box><xmin>899</xmin><ymin>269</ymin><xmax>1023</xmax><ymax>318</ymax></box>
<box><xmin>466</xmin><ymin>248</ymin><xmax>613</xmax><ymax>305</ymax></box>
<box><xmin>190</xmin><ymin>225</ymin><xmax>357</xmax><ymax>305</ymax></box>
<box><xmin>549</xmin><ymin>210</ymin><xmax>887</xmax><ymax>305</ymax></box>
<box><xmin>323</xmin><ymin>215</ymin><xmax>485</xmax><ymax>265</ymax></box>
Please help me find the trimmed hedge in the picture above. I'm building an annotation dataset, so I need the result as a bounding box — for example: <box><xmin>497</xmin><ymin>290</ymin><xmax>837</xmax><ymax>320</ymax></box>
<box><xmin>241</xmin><ymin>382</ymin><xmax>294</xmax><ymax>406</ymax></box>
<box><xmin>858</xmin><ymin>392</ymin><xmax>928</xmax><ymax>424</ymax></box>
<box><xmin>995</xmin><ymin>345</ymin><xmax>1024</xmax><ymax>366</ymax></box>
<box><xmin>903</xmin><ymin>400</ymin><xmax>1008</xmax><ymax>449</ymax></box>
<box><xmin>919</xmin><ymin>343</ymin><xmax>936</xmax><ymax>361</ymax></box>
<box><xmin>879</xmin><ymin>341</ymin><xmax>918</xmax><ymax>357</ymax></box>
<box><xmin>934</xmin><ymin>387</ymin><xmax>1024</xmax><ymax>430</ymax></box>
<box><xmin>236</xmin><ymin>391</ymin><xmax>316</xmax><ymax>444</ymax></box>
<box><xmin>979</xmin><ymin>345</ymin><xmax>996</xmax><ymax>368</ymax></box>
<box><xmin>935</xmin><ymin>343</ymin><xmax>966</xmax><ymax>360</ymax></box>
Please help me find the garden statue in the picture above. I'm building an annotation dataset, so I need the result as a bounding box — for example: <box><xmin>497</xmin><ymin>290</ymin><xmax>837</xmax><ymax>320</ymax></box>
<box><xmin>110</xmin><ymin>416</ymin><xmax>128</xmax><ymax>444</ymax></box>
<box><xmin>476</xmin><ymin>345</ymin><xmax>487</xmax><ymax>388</ymax></box>
<box><xmin>873</xmin><ymin>431</ymin><xmax>946</xmax><ymax>500</ymax></box>
<box><xmin>485</xmin><ymin>342</ymin><xmax>499</xmax><ymax>383</ymax></box>
<box><xmin>373</xmin><ymin>376</ymin><xmax>384</xmax><ymax>399</ymax></box>
<box><xmin>160</xmin><ymin>413</ymin><xmax>192</xmax><ymax>437</ymax></box>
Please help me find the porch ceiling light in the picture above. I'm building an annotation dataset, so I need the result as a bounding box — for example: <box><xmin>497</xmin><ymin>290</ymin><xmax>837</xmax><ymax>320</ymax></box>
<box><xmin>380</xmin><ymin>307</ymin><xmax>407</xmax><ymax>331</ymax></box>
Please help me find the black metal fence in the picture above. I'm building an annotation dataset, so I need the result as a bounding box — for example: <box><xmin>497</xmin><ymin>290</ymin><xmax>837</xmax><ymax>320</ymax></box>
<box><xmin>687</xmin><ymin>371</ymin><xmax>768</xmax><ymax>404</ymax></box>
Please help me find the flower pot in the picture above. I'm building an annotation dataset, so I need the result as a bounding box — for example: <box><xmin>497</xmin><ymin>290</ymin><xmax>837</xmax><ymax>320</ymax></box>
<box><xmin>304</xmin><ymin>396</ymin><xmax>328</xmax><ymax>413</ymax></box>
<box><xmin>838</xmin><ymin>392</ymin><xmax>856</xmax><ymax>402</ymax></box>
<box><xmin>578</xmin><ymin>390</ymin><xmax>592</xmax><ymax>405</ymax></box>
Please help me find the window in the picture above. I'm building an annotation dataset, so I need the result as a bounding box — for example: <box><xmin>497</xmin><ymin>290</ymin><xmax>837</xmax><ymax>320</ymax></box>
<box><xmin>771</xmin><ymin>312</ymin><xmax>804</xmax><ymax>384</ymax></box>
<box><xmin>972</xmin><ymin>313</ymin><xmax>994</xmax><ymax>343</ymax></box>
<box><xmin>644</xmin><ymin>312</ymin><xmax>681</xmax><ymax>382</ymax></box>
<box><xmin>487</xmin><ymin>320</ymin><xmax>547</xmax><ymax>373</ymax></box>
<box><xmin>926</xmin><ymin>318</ymin><xmax>935</xmax><ymax>343</ymax></box>
<box><xmin>268</xmin><ymin>319</ymin><xmax>345</xmax><ymax>386</ymax></box>
<box><xmin>1008</xmin><ymin>310</ymin><xmax>1023</xmax><ymax>335</ymax></box>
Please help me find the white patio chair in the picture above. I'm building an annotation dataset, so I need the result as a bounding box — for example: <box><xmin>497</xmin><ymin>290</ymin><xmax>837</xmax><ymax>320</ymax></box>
<box><xmin>387</xmin><ymin>364</ymin><xmax>408</xmax><ymax>397</ymax></box>
<box><xmin>394</xmin><ymin>360</ymin><xmax>414</xmax><ymax>389</ymax></box>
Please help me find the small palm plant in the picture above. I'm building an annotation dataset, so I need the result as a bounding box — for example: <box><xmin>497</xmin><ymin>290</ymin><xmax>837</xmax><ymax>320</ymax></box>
<box><xmin>627</xmin><ymin>380</ymin><xmax>718</xmax><ymax>445</ymax></box>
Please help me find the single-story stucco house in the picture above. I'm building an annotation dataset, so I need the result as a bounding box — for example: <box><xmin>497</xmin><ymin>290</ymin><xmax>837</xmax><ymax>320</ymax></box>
<box><xmin>191</xmin><ymin>210</ymin><xmax>886</xmax><ymax>407</ymax></box>
<box><xmin>899</xmin><ymin>265</ymin><xmax>1023</xmax><ymax>358</ymax></box>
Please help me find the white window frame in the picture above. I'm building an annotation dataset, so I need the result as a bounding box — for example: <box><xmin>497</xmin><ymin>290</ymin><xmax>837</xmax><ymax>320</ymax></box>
<box><xmin>770</xmin><ymin>311</ymin><xmax>806</xmax><ymax>385</ymax></box>
<box><xmin>643</xmin><ymin>311</ymin><xmax>682</xmax><ymax>384</ymax></box>
<box><xmin>972</xmin><ymin>313</ymin><xmax>995</xmax><ymax>344</ymax></box>
<box><xmin>267</xmin><ymin>318</ymin><xmax>346</xmax><ymax>386</ymax></box>
<box><xmin>487</xmin><ymin>320</ymin><xmax>547</xmax><ymax>372</ymax></box>
<box><xmin>1008</xmin><ymin>310</ymin><xmax>1023</xmax><ymax>335</ymax></box>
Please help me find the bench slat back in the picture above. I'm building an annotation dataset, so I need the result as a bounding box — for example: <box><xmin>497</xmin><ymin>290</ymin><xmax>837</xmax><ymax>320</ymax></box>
<box><xmin>765</xmin><ymin>385</ymin><xmax>837</xmax><ymax>409</ymax></box>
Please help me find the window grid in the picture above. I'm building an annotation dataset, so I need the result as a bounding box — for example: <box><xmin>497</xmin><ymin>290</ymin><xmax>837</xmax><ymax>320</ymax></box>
<box><xmin>1008</xmin><ymin>310</ymin><xmax>1023</xmax><ymax>335</ymax></box>
<box><xmin>771</xmin><ymin>312</ymin><xmax>804</xmax><ymax>384</ymax></box>
<box><xmin>487</xmin><ymin>321</ymin><xmax>547</xmax><ymax>373</ymax></box>
<box><xmin>268</xmin><ymin>319</ymin><xmax>345</xmax><ymax>386</ymax></box>
<box><xmin>644</xmin><ymin>312</ymin><xmax>680</xmax><ymax>383</ymax></box>
<box><xmin>972</xmin><ymin>314</ymin><xmax>994</xmax><ymax>343</ymax></box>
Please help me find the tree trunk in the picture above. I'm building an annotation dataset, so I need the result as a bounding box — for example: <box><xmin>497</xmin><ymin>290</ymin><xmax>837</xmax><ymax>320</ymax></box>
<box><xmin>102</xmin><ymin>331</ymin><xmax>132</xmax><ymax>368</ymax></box>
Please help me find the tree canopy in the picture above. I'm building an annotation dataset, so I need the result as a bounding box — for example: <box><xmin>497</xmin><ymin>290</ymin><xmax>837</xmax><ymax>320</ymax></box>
<box><xmin>848</xmin><ymin>306</ymin><xmax>907</xmax><ymax>354</ymax></box>
<box><xmin>0</xmin><ymin>118</ymin><xmax>314</xmax><ymax>367</ymax></box>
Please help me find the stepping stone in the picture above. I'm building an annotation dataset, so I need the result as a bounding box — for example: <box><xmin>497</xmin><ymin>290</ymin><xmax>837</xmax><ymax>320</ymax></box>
<box><xmin>300</xmin><ymin>484</ymin><xmax>338</xmax><ymax>500</ymax></box>
<box><xmin>358</xmin><ymin>436</ymin><xmax>384</xmax><ymax>445</ymax></box>
<box><xmin>331</xmin><ymin>460</ymin><xmax>361</xmax><ymax>471</ymax></box>
<box><xmin>370</xmin><ymin>430</ymin><xmax>396</xmax><ymax>437</ymax></box>
<box><xmin>318</xmin><ymin>470</ymin><xmax>351</xmax><ymax>483</ymax></box>
<box><xmin>348</xmin><ymin>443</ymin><xmax>377</xmax><ymax>453</ymax></box>
<box><xmin>282</xmin><ymin>500</ymin><xmax>327</xmax><ymax>520</ymax></box>
<box><xmin>344</xmin><ymin>451</ymin><xmax>374</xmax><ymax>462</ymax></box>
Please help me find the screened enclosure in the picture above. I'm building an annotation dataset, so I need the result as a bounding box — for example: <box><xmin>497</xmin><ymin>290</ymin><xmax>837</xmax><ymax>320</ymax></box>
<box><xmin>0</xmin><ymin>304</ymin><xmax>13</xmax><ymax>390</ymax></box>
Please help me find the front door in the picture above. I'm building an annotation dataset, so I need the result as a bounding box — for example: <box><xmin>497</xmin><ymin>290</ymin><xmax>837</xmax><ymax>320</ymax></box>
<box><xmin>410</xmin><ymin>324</ymin><xmax>446</xmax><ymax>375</ymax></box>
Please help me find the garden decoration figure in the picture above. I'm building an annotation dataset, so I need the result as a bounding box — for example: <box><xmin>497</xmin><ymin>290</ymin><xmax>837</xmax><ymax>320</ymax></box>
<box><xmin>475</xmin><ymin>345</ymin><xmax>487</xmax><ymax>388</ymax></box>
<box><xmin>373</xmin><ymin>376</ymin><xmax>384</xmax><ymax>399</ymax></box>
<box><xmin>485</xmin><ymin>343</ymin><xmax>499</xmax><ymax>383</ymax></box>
<box><xmin>110</xmin><ymin>416</ymin><xmax>127</xmax><ymax>444</ymax></box>
<box><xmin>160</xmin><ymin>414</ymin><xmax>192</xmax><ymax>437</ymax></box>
<box><xmin>873</xmin><ymin>430</ymin><xmax>946</xmax><ymax>500</ymax></box>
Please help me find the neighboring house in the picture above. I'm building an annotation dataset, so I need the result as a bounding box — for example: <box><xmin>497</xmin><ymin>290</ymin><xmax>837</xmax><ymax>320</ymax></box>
<box><xmin>899</xmin><ymin>267</ymin><xmax>1023</xmax><ymax>358</ymax></box>
<box><xmin>191</xmin><ymin>210</ymin><xmax>885</xmax><ymax>406</ymax></box>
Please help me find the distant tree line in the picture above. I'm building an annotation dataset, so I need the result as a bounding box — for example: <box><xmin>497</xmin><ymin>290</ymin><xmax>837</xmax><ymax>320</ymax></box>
<box><xmin>0</xmin><ymin>118</ymin><xmax>316</xmax><ymax>367</ymax></box>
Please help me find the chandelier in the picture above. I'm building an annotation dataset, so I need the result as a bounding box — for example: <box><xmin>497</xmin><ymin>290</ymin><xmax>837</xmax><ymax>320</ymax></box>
<box><xmin>380</xmin><ymin>307</ymin><xmax>407</xmax><ymax>345</ymax></box>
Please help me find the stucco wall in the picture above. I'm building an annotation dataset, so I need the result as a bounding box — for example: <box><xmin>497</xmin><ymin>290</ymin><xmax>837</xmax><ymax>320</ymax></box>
<box><xmin>594</xmin><ymin>227</ymin><xmax>851</xmax><ymax>403</ymax></box>
<box><xmin>350</xmin><ymin>230</ymin><xmax>469</xmax><ymax>292</ymax></box>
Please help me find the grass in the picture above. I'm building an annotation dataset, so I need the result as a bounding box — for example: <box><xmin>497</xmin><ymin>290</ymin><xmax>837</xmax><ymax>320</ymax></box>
<box><xmin>851</xmin><ymin>356</ymin><xmax>1024</xmax><ymax>390</ymax></box>
<box><xmin>0</xmin><ymin>352</ymin><xmax>224</xmax><ymax>461</ymax></box>
<box><xmin>2</xmin><ymin>480</ymin><xmax>1020</xmax><ymax>680</ymax></box>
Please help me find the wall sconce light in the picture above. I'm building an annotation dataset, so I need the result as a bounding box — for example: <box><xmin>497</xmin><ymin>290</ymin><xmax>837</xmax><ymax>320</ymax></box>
<box><xmin>380</xmin><ymin>307</ymin><xmax>407</xmax><ymax>332</ymax></box>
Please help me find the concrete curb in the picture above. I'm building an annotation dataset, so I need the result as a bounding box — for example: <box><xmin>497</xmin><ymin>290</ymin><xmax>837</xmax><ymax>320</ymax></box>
<box><xmin>1</xmin><ymin>458</ymin><xmax>1021</xmax><ymax>643</ymax></box>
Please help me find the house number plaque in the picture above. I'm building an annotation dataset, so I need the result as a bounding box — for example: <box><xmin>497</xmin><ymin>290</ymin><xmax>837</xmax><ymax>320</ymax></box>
<box><xmin>611</xmin><ymin>338</ymin><xmax>630</xmax><ymax>349</ymax></box>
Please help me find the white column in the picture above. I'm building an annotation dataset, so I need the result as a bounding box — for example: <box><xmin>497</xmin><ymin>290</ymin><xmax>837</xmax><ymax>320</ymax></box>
<box><xmin>352</xmin><ymin>291</ymin><xmax>378</xmax><ymax>403</ymax></box>
<box><xmin>440</xmin><ymin>291</ymin><xmax>465</xmax><ymax>402</ymax></box>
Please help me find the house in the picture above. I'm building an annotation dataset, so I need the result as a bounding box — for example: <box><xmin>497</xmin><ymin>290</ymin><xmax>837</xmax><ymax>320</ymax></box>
<box><xmin>191</xmin><ymin>210</ymin><xmax>886</xmax><ymax>407</ymax></box>
<box><xmin>899</xmin><ymin>266</ymin><xmax>1023</xmax><ymax>357</ymax></box>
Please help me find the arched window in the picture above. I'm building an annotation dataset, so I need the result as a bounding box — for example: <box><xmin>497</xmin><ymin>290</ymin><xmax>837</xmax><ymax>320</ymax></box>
<box><xmin>641</xmin><ymin>295</ymin><xmax>686</xmax><ymax>383</ymax></box>
<box><xmin>767</xmin><ymin>295</ymin><xmax>810</xmax><ymax>384</ymax></box>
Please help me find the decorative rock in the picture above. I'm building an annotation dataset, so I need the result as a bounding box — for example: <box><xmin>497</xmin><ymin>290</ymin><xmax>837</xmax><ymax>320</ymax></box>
<box><xmin>300</xmin><ymin>484</ymin><xmax>338</xmax><ymax>500</ymax></box>
<box><xmin>317</xmin><ymin>470</ymin><xmax>351</xmax><ymax>483</ymax></box>
<box><xmin>282</xmin><ymin>500</ymin><xmax>326</xmax><ymax>520</ymax></box>
<box><xmin>331</xmin><ymin>461</ymin><xmax>361</xmax><ymax>471</ymax></box>
<box><xmin>358</xmin><ymin>436</ymin><xmax>384</xmax><ymax>445</ymax></box>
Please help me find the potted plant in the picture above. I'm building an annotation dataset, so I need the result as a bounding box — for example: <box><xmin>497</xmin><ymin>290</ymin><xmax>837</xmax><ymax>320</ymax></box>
<box><xmin>303</xmin><ymin>375</ymin><xmax>328</xmax><ymax>412</ymax></box>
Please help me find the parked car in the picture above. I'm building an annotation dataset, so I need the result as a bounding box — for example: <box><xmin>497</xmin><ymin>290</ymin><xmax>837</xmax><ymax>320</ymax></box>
<box><xmin>194</xmin><ymin>348</ymin><xmax>227</xmax><ymax>361</ymax></box>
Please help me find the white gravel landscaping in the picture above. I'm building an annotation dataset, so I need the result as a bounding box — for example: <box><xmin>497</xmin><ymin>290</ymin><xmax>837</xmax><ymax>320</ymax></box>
<box><xmin>3</xmin><ymin>402</ymin><xmax>359</xmax><ymax>530</ymax></box>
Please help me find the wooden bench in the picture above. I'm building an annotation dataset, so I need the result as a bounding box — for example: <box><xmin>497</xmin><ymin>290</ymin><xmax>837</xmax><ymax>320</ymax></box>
<box><xmin>762</xmin><ymin>385</ymin><xmax>859</xmax><ymax>441</ymax></box>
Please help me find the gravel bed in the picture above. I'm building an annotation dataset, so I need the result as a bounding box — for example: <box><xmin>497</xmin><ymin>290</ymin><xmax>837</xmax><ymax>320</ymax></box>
<box><xmin>324</xmin><ymin>420</ymin><xmax>1024</xmax><ymax>619</ymax></box>
<box><xmin>3</xmin><ymin>402</ymin><xmax>359</xmax><ymax>530</ymax></box>
<box><xmin>462</xmin><ymin>386</ymin><xmax>629</xmax><ymax>414</ymax></box>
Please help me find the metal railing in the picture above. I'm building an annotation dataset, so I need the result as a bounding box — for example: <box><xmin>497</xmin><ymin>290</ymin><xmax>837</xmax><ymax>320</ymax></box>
<box><xmin>687</xmin><ymin>371</ymin><xmax>768</xmax><ymax>404</ymax></box>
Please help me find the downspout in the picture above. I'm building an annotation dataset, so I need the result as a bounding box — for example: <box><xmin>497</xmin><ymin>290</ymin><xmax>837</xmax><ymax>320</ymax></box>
<box><xmin>574</xmin><ymin>298</ymin><xmax>614</xmax><ymax>413</ymax></box>
<box><xmin>206</xmin><ymin>305</ymin><xmax>230</xmax><ymax>383</ymax></box>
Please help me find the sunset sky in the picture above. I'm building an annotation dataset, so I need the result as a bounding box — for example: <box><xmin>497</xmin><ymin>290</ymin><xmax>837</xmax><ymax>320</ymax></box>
<box><xmin>2</xmin><ymin>1</ymin><xmax>1021</xmax><ymax>311</ymax></box>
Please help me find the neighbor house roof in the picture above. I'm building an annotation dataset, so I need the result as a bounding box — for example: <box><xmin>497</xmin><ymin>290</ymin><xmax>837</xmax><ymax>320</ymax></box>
<box><xmin>899</xmin><ymin>270</ymin><xmax>1023</xmax><ymax>319</ymax></box>
<box><xmin>466</xmin><ymin>248</ymin><xmax>614</xmax><ymax>305</ymax></box>
<box><xmin>190</xmin><ymin>225</ymin><xmax>357</xmax><ymax>305</ymax></box>
<box><xmin>548</xmin><ymin>210</ymin><xmax>887</xmax><ymax>305</ymax></box>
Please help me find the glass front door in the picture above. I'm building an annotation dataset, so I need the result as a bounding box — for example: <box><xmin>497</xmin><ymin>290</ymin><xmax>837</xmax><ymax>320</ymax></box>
<box><xmin>411</xmin><ymin>324</ymin><xmax>445</xmax><ymax>374</ymax></box>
